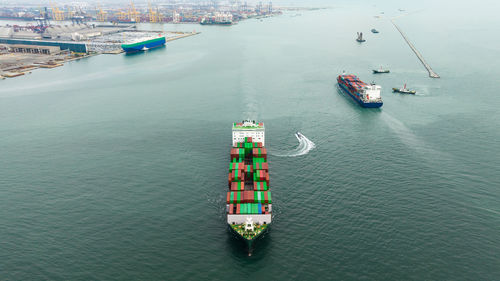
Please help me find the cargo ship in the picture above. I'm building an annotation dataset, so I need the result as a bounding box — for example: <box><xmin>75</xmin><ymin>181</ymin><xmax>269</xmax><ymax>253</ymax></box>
<box><xmin>200</xmin><ymin>18</ymin><xmax>233</xmax><ymax>25</ymax></box>
<box><xmin>227</xmin><ymin>120</ymin><xmax>271</xmax><ymax>255</ymax></box>
<box><xmin>200</xmin><ymin>13</ymin><xmax>233</xmax><ymax>25</ymax></box>
<box><xmin>337</xmin><ymin>73</ymin><xmax>383</xmax><ymax>108</ymax></box>
<box><xmin>121</xmin><ymin>36</ymin><xmax>166</xmax><ymax>53</ymax></box>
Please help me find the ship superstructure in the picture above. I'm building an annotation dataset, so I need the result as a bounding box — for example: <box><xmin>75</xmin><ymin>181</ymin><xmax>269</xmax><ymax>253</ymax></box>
<box><xmin>337</xmin><ymin>73</ymin><xmax>383</xmax><ymax>108</ymax></box>
<box><xmin>227</xmin><ymin>120</ymin><xmax>271</xmax><ymax>252</ymax></box>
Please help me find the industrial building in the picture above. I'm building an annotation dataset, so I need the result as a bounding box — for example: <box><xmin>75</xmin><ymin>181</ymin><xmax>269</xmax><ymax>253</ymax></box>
<box><xmin>8</xmin><ymin>44</ymin><xmax>60</xmax><ymax>55</ymax></box>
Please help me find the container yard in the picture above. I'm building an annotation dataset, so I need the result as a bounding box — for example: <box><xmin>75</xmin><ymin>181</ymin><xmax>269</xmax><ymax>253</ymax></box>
<box><xmin>0</xmin><ymin>1</ymin><xmax>282</xmax><ymax>25</ymax></box>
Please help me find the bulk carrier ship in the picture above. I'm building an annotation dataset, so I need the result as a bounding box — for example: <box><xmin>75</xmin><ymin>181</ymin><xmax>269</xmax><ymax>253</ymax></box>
<box><xmin>227</xmin><ymin>120</ymin><xmax>271</xmax><ymax>254</ymax></box>
<box><xmin>337</xmin><ymin>73</ymin><xmax>383</xmax><ymax>108</ymax></box>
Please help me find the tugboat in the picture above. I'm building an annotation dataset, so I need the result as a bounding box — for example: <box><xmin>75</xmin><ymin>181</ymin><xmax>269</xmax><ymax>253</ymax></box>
<box><xmin>371</xmin><ymin>28</ymin><xmax>379</xmax><ymax>33</ymax></box>
<box><xmin>373</xmin><ymin>67</ymin><xmax>390</xmax><ymax>74</ymax></box>
<box><xmin>356</xmin><ymin>32</ymin><xmax>366</xmax><ymax>42</ymax></box>
<box><xmin>392</xmin><ymin>84</ymin><xmax>416</xmax><ymax>94</ymax></box>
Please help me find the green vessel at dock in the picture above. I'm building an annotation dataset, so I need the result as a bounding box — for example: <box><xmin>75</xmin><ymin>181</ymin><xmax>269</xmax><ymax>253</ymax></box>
<box><xmin>121</xmin><ymin>36</ymin><xmax>166</xmax><ymax>53</ymax></box>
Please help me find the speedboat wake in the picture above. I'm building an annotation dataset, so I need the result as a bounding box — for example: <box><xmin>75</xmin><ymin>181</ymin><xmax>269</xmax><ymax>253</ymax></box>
<box><xmin>273</xmin><ymin>132</ymin><xmax>316</xmax><ymax>157</ymax></box>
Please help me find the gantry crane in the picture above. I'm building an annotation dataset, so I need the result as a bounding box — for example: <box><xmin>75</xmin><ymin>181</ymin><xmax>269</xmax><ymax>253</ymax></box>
<box><xmin>96</xmin><ymin>5</ymin><xmax>107</xmax><ymax>22</ymax></box>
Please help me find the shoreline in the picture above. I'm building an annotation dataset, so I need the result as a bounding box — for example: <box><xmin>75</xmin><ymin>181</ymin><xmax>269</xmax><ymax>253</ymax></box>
<box><xmin>0</xmin><ymin>31</ymin><xmax>199</xmax><ymax>79</ymax></box>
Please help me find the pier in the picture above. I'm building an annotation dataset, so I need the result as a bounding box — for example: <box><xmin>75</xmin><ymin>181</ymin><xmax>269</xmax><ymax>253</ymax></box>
<box><xmin>391</xmin><ymin>20</ymin><xmax>440</xmax><ymax>78</ymax></box>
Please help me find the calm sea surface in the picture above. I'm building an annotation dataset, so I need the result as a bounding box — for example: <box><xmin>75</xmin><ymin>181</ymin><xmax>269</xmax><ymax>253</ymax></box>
<box><xmin>1</xmin><ymin>1</ymin><xmax>499</xmax><ymax>280</ymax></box>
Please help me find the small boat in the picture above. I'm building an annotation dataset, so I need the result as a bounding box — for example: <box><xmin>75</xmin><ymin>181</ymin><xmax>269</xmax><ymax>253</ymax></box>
<box><xmin>373</xmin><ymin>67</ymin><xmax>390</xmax><ymax>74</ymax></box>
<box><xmin>356</xmin><ymin>32</ymin><xmax>366</xmax><ymax>42</ymax></box>
<box><xmin>371</xmin><ymin>28</ymin><xmax>379</xmax><ymax>33</ymax></box>
<box><xmin>392</xmin><ymin>84</ymin><xmax>416</xmax><ymax>94</ymax></box>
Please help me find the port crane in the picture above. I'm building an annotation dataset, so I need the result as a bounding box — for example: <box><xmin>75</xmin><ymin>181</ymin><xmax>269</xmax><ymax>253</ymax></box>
<box><xmin>96</xmin><ymin>5</ymin><xmax>107</xmax><ymax>22</ymax></box>
<box><xmin>148</xmin><ymin>2</ymin><xmax>159</xmax><ymax>23</ymax></box>
<box><xmin>50</xmin><ymin>3</ymin><xmax>65</xmax><ymax>21</ymax></box>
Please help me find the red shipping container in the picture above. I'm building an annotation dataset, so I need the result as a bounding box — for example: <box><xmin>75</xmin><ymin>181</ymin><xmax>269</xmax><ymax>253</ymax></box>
<box><xmin>254</xmin><ymin>170</ymin><xmax>268</xmax><ymax>180</ymax></box>
<box><xmin>262</xmin><ymin>162</ymin><xmax>269</xmax><ymax>170</ymax></box>
<box><xmin>243</xmin><ymin>190</ymin><xmax>254</xmax><ymax>203</ymax></box>
<box><xmin>253</xmin><ymin>148</ymin><xmax>267</xmax><ymax>156</ymax></box>
<box><xmin>236</xmin><ymin>204</ymin><xmax>241</xmax><ymax>214</ymax></box>
<box><xmin>229</xmin><ymin>204</ymin><xmax>234</xmax><ymax>214</ymax></box>
<box><xmin>231</xmin><ymin>181</ymin><xmax>244</xmax><ymax>191</ymax></box>
<box><xmin>226</xmin><ymin>192</ymin><xmax>231</xmax><ymax>204</ymax></box>
<box><xmin>229</xmin><ymin>170</ymin><xmax>244</xmax><ymax>182</ymax></box>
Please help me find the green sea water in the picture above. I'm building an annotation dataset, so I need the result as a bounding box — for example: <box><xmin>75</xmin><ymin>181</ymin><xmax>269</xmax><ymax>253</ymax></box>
<box><xmin>1</xmin><ymin>1</ymin><xmax>500</xmax><ymax>280</ymax></box>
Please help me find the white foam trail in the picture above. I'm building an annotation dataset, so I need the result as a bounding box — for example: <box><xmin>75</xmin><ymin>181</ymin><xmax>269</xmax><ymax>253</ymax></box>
<box><xmin>273</xmin><ymin>132</ymin><xmax>316</xmax><ymax>157</ymax></box>
<box><xmin>380</xmin><ymin>112</ymin><xmax>451</xmax><ymax>161</ymax></box>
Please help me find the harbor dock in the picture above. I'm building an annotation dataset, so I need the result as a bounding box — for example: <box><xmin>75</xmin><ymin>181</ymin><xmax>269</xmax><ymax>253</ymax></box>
<box><xmin>391</xmin><ymin>20</ymin><xmax>440</xmax><ymax>78</ymax></box>
<box><xmin>1</xmin><ymin>24</ymin><xmax>200</xmax><ymax>78</ymax></box>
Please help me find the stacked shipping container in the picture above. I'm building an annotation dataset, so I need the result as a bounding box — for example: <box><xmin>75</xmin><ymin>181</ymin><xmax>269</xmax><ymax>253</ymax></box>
<box><xmin>227</xmin><ymin>136</ymin><xmax>271</xmax><ymax>215</ymax></box>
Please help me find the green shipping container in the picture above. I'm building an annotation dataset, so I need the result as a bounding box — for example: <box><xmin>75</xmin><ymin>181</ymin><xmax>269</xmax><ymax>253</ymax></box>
<box><xmin>254</xmin><ymin>181</ymin><xmax>268</xmax><ymax>191</ymax></box>
<box><xmin>253</xmin><ymin>157</ymin><xmax>266</xmax><ymax>163</ymax></box>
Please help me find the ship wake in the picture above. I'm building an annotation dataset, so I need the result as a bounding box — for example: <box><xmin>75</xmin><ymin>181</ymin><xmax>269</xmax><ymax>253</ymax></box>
<box><xmin>273</xmin><ymin>132</ymin><xmax>316</xmax><ymax>157</ymax></box>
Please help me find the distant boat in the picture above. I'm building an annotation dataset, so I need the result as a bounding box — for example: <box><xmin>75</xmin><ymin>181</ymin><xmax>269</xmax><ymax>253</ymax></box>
<box><xmin>371</xmin><ymin>28</ymin><xmax>379</xmax><ymax>33</ymax></box>
<box><xmin>373</xmin><ymin>67</ymin><xmax>390</xmax><ymax>74</ymax></box>
<box><xmin>356</xmin><ymin>32</ymin><xmax>366</xmax><ymax>42</ymax></box>
<box><xmin>392</xmin><ymin>84</ymin><xmax>416</xmax><ymax>94</ymax></box>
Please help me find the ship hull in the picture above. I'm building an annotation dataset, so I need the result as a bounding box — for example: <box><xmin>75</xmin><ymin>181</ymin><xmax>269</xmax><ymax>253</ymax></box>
<box><xmin>338</xmin><ymin>83</ymin><xmax>383</xmax><ymax>108</ymax></box>
<box><xmin>121</xmin><ymin>37</ymin><xmax>166</xmax><ymax>53</ymax></box>
<box><xmin>200</xmin><ymin>22</ymin><xmax>233</xmax><ymax>25</ymax></box>
<box><xmin>228</xmin><ymin>223</ymin><xmax>269</xmax><ymax>254</ymax></box>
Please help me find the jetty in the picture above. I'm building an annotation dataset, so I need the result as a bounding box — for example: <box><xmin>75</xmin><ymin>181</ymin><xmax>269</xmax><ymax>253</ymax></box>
<box><xmin>391</xmin><ymin>20</ymin><xmax>440</xmax><ymax>78</ymax></box>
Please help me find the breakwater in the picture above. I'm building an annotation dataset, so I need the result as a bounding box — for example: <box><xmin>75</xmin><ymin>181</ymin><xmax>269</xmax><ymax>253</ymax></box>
<box><xmin>391</xmin><ymin>20</ymin><xmax>440</xmax><ymax>78</ymax></box>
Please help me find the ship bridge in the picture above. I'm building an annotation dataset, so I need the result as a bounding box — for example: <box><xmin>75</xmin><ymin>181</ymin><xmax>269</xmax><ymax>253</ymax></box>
<box><xmin>232</xmin><ymin>120</ymin><xmax>265</xmax><ymax>146</ymax></box>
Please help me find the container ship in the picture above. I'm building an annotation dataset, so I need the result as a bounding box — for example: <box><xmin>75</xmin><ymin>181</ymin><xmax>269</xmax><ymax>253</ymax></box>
<box><xmin>227</xmin><ymin>120</ymin><xmax>271</xmax><ymax>254</ymax></box>
<box><xmin>121</xmin><ymin>36</ymin><xmax>166</xmax><ymax>53</ymax></box>
<box><xmin>200</xmin><ymin>13</ymin><xmax>233</xmax><ymax>25</ymax></box>
<box><xmin>337</xmin><ymin>73</ymin><xmax>383</xmax><ymax>108</ymax></box>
